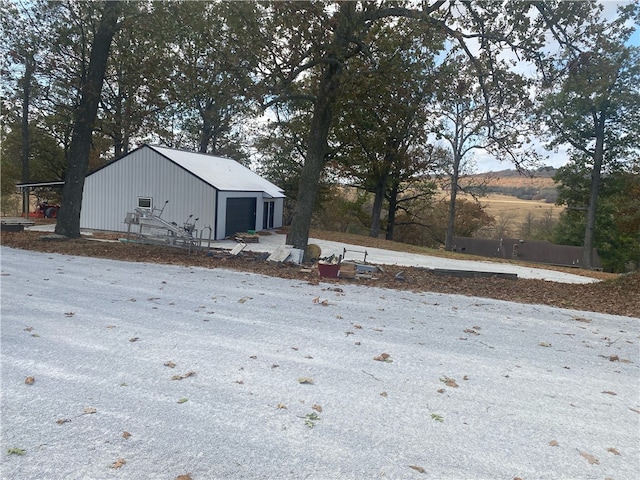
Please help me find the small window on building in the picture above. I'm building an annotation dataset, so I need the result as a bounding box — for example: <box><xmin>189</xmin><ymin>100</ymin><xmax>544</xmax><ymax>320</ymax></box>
<box><xmin>138</xmin><ymin>197</ymin><xmax>152</xmax><ymax>210</ymax></box>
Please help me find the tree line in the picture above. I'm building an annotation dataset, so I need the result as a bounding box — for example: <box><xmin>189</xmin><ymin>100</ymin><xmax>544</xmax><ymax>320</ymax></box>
<box><xmin>1</xmin><ymin>1</ymin><xmax>638</xmax><ymax>271</ymax></box>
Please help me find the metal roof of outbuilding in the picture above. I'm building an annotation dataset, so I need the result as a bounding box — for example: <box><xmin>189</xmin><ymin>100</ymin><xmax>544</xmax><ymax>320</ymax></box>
<box><xmin>149</xmin><ymin>145</ymin><xmax>285</xmax><ymax>198</ymax></box>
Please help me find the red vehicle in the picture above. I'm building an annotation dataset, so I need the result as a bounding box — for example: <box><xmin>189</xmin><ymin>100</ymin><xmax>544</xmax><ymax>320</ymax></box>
<box><xmin>35</xmin><ymin>202</ymin><xmax>60</xmax><ymax>218</ymax></box>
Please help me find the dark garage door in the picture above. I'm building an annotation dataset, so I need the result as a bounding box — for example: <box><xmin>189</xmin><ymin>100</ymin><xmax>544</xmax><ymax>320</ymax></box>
<box><xmin>225</xmin><ymin>197</ymin><xmax>256</xmax><ymax>237</ymax></box>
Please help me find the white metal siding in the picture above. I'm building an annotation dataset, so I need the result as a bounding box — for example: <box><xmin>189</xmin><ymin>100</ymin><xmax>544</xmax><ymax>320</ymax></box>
<box><xmin>80</xmin><ymin>146</ymin><xmax>217</xmax><ymax>234</ymax></box>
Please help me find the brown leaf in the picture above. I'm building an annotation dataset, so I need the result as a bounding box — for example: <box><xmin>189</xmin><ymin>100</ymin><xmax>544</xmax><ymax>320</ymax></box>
<box><xmin>408</xmin><ymin>465</ymin><xmax>425</xmax><ymax>473</ymax></box>
<box><xmin>609</xmin><ymin>355</ymin><xmax>620</xmax><ymax>362</ymax></box>
<box><xmin>110</xmin><ymin>458</ymin><xmax>126</xmax><ymax>469</ymax></box>
<box><xmin>538</xmin><ymin>342</ymin><xmax>552</xmax><ymax>347</ymax></box>
<box><xmin>312</xmin><ymin>296</ymin><xmax>320</xmax><ymax>303</ymax></box>
<box><xmin>122</xmin><ymin>431</ymin><xmax>131</xmax><ymax>439</ymax></box>
<box><xmin>601</xmin><ymin>390</ymin><xmax>617</xmax><ymax>396</ymax></box>
<box><xmin>298</xmin><ymin>377</ymin><xmax>314</xmax><ymax>384</ymax></box>
<box><xmin>464</xmin><ymin>328</ymin><xmax>480</xmax><ymax>335</ymax></box>
<box><xmin>172</xmin><ymin>371</ymin><xmax>196</xmax><ymax>381</ymax></box>
<box><xmin>64</xmin><ymin>311</ymin><xmax>75</xmax><ymax>317</ymax></box>
<box><xmin>56</xmin><ymin>418</ymin><xmax>70</xmax><ymax>425</ymax></box>
<box><xmin>607</xmin><ymin>447</ymin><xmax>621</xmax><ymax>456</ymax></box>
<box><xmin>463</xmin><ymin>375</ymin><xmax>469</xmax><ymax>381</ymax></box>
<box><xmin>83</xmin><ymin>407</ymin><xmax>97</xmax><ymax>414</ymax></box>
<box><xmin>164</xmin><ymin>361</ymin><xmax>176</xmax><ymax>368</ymax></box>
<box><xmin>549</xmin><ymin>440</ymin><xmax>559</xmax><ymax>447</ymax></box>
<box><xmin>437</xmin><ymin>388</ymin><xmax>445</xmax><ymax>394</ymax></box>
<box><xmin>24</xmin><ymin>376</ymin><xmax>35</xmax><ymax>385</ymax></box>
<box><xmin>573</xmin><ymin>316</ymin><xmax>591</xmax><ymax>323</ymax></box>
<box><xmin>441</xmin><ymin>377</ymin><xmax>459</xmax><ymax>388</ymax></box>
<box><xmin>175</xmin><ymin>474</ymin><xmax>193</xmax><ymax>480</ymax></box>
<box><xmin>24</xmin><ymin>327</ymin><xmax>34</xmax><ymax>332</ymax></box>
<box><xmin>129</xmin><ymin>337</ymin><xmax>139</xmax><ymax>342</ymax></box>
<box><xmin>312</xmin><ymin>404</ymin><xmax>322</xmax><ymax>412</ymax></box>
<box><xmin>380</xmin><ymin>391</ymin><xmax>388</xmax><ymax>397</ymax></box>
<box><xmin>579</xmin><ymin>451</ymin><xmax>599</xmax><ymax>465</ymax></box>
<box><xmin>277</xmin><ymin>403</ymin><xmax>287</xmax><ymax>409</ymax></box>
<box><xmin>373</xmin><ymin>353</ymin><xmax>392</xmax><ymax>362</ymax></box>
<box><xmin>354</xmin><ymin>324</ymin><xmax>363</xmax><ymax>329</ymax></box>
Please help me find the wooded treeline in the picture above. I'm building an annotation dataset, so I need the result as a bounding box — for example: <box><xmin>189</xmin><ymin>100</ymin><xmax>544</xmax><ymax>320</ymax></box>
<box><xmin>1</xmin><ymin>1</ymin><xmax>638</xmax><ymax>271</ymax></box>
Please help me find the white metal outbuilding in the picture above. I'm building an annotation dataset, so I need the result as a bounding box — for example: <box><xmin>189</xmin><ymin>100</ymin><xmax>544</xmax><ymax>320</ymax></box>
<box><xmin>80</xmin><ymin>144</ymin><xmax>285</xmax><ymax>239</ymax></box>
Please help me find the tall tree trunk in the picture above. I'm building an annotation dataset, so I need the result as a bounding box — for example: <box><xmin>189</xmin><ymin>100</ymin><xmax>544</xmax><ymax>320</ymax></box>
<box><xmin>286</xmin><ymin>3</ymin><xmax>354</xmax><ymax>250</ymax></box>
<box><xmin>199</xmin><ymin>100</ymin><xmax>214</xmax><ymax>153</ymax></box>
<box><xmin>582</xmin><ymin>112</ymin><xmax>605</xmax><ymax>269</ymax></box>
<box><xmin>55</xmin><ymin>1</ymin><xmax>121</xmax><ymax>238</ymax></box>
<box><xmin>370</xmin><ymin>168</ymin><xmax>390</xmax><ymax>238</ymax></box>
<box><xmin>21</xmin><ymin>54</ymin><xmax>34</xmax><ymax>218</ymax></box>
<box><xmin>385</xmin><ymin>181</ymin><xmax>399</xmax><ymax>241</ymax></box>
<box><xmin>444</xmin><ymin>154</ymin><xmax>461</xmax><ymax>251</ymax></box>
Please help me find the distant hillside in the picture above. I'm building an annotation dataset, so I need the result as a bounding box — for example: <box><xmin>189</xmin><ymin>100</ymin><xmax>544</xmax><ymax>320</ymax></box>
<box><xmin>461</xmin><ymin>167</ymin><xmax>558</xmax><ymax>202</ymax></box>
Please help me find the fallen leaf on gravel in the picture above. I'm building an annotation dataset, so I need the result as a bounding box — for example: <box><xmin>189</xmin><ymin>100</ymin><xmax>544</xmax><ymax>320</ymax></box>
<box><xmin>607</xmin><ymin>447</ymin><xmax>621</xmax><ymax>456</ymax></box>
<box><xmin>601</xmin><ymin>390</ymin><xmax>617</xmax><ymax>396</ymax></box>
<box><xmin>538</xmin><ymin>341</ymin><xmax>551</xmax><ymax>347</ymax></box>
<box><xmin>24</xmin><ymin>376</ymin><xmax>35</xmax><ymax>385</ymax></box>
<box><xmin>7</xmin><ymin>448</ymin><xmax>25</xmax><ymax>455</ymax></box>
<box><xmin>238</xmin><ymin>297</ymin><xmax>252</xmax><ymax>303</ymax></box>
<box><xmin>579</xmin><ymin>451</ymin><xmax>599</xmax><ymax>464</ymax></box>
<box><xmin>463</xmin><ymin>328</ymin><xmax>480</xmax><ymax>335</ymax></box>
<box><xmin>298</xmin><ymin>377</ymin><xmax>314</xmax><ymax>384</ymax></box>
<box><xmin>629</xmin><ymin>408</ymin><xmax>640</xmax><ymax>414</ymax></box>
<box><xmin>106</xmin><ymin>325</ymin><xmax>116</xmax><ymax>329</ymax></box>
<box><xmin>380</xmin><ymin>391</ymin><xmax>387</xmax><ymax>397</ymax></box>
<box><xmin>609</xmin><ymin>355</ymin><xmax>620</xmax><ymax>362</ymax></box>
<box><xmin>164</xmin><ymin>361</ymin><xmax>176</xmax><ymax>368</ymax></box>
<box><xmin>277</xmin><ymin>403</ymin><xmax>287</xmax><ymax>409</ymax></box>
<box><xmin>463</xmin><ymin>375</ymin><xmax>469</xmax><ymax>380</ymax></box>
<box><xmin>172</xmin><ymin>371</ymin><xmax>196</xmax><ymax>380</ymax></box>
<box><xmin>312</xmin><ymin>404</ymin><xmax>322</xmax><ymax>412</ymax></box>
<box><xmin>176</xmin><ymin>475</ymin><xmax>193</xmax><ymax>480</ymax></box>
<box><xmin>110</xmin><ymin>458</ymin><xmax>126</xmax><ymax>469</ymax></box>
<box><xmin>177</xmin><ymin>398</ymin><xmax>188</xmax><ymax>404</ymax></box>
<box><xmin>440</xmin><ymin>377</ymin><xmax>458</xmax><ymax>388</ymax></box>
<box><xmin>408</xmin><ymin>465</ymin><xmax>425</xmax><ymax>473</ymax></box>
<box><xmin>122</xmin><ymin>431</ymin><xmax>131</xmax><ymax>439</ymax></box>
<box><xmin>312</xmin><ymin>296</ymin><xmax>320</xmax><ymax>303</ymax></box>
<box><xmin>129</xmin><ymin>337</ymin><xmax>139</xmax><ymax>342</ymax></box>
<box><xmin>24</xmin><ymin>327</ymin><xmax>34</xmax><ymax>332</ymax></box>
<box><xmin>549</xmin><ymin>440</ymin><xmax>559</xmax><ymax>447</ymax></box>
<box><xmin>354</xmin><ymin>324</ymin><xmax>362</xmax><ymax>329</ymax></box>
<box><xmin>431</xmin><ymin>413</ymin><xmax>444</xmax><ymax>422</ymax></box>
<box><xmin>573</xmin><ymin>316</ymin><xmax>591</xmax><ymax>323</ymax></box>
<box><xmin>83</xmin><ymin>407</ymin><xmax>97</xmax><ymax>414</ymax></box>
<box><xmin>64</xmin><ymin>312</ymin><xmax>75</xmax><ymax>317</ymax></box>
<box><xmin>373</xmin><ymin>353</ymin><xmax>392</xmax><ymax>362</ymax></box>
<box><xmin>56</xmin><ymin>418</ymin><xmax>70</xmax><ymax>425</ymax></box>
<box><xmin>437</xmin><ymin>388</ymin><xmax>445</xmax><ymax>394</ymax></box>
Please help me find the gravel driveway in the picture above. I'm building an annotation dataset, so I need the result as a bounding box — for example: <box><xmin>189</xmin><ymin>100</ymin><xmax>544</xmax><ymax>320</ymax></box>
<box><xmin>1</xmin><ymin>247</ymin><xmax>638</xmax><ymax>479</ymax></box>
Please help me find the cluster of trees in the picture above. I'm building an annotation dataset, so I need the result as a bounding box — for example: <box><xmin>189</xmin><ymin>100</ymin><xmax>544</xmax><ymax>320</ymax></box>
<box><xmin>2</xmin><ymin>1</ymin><xmax>638</xmax><ymax>271</ymax></box>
